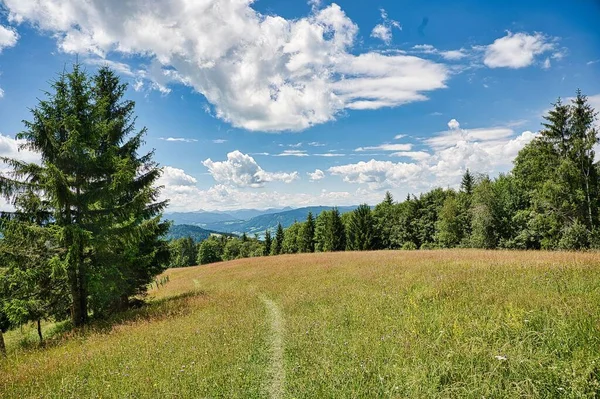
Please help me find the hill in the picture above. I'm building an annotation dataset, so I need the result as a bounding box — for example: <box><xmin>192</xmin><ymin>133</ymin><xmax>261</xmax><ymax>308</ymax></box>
<box><xmin>163</xmin><ymin>207</ymin><xmax>294</xmax><ymax>227</ymax></box>
<box><xmin>3</xmin><ymin>250</ymin><xmax>600</xmax><ymax>397</ymax></box>
<box><xmin>165</xmin><ymin>224</ymin><xmax>236</xmax><ymax>242</ymax></box>
<box><xmin>202</xmin><ymin>205</ymin><xmax>359</xmax><ymax>235</ymax></box>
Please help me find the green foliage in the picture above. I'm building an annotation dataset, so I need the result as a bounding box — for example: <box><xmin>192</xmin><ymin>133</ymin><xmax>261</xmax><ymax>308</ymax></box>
<box><xmin>169</xmin><ymin>237</ymin><xmax>198</xmax><ymax>267</ymax></box>
<box><xmin>271</xmin><ymin>223</ymin><xmax>285</xmax><ymax>255</ymax></box>
<box><xmin>346</xmin><ymin>204</ymin><xmax>376</xmax><ymax>251</ymax></box>
<box><xmin>401</xmin><ymin>241</ymin><xmax>417</xmax><ymax>250</ymax></box>
<box><xmin>298</xmin><ymin>212</ymin><xmax>315</xmax><ymax>253</ymax></box>
<box><xmin>263</xmin><ymin>230</ymin><xmax>272</xmax><ymax>256</ymax></box>
<box><xmin>315</xmin><ymin>208</ymin><xmax>346</xmax><ymax>252</ymax></box>
<box><xmin>558</xmin><ymin>220</ymin><xmax>590</xmax><ymax>250</ymax></box>
<box><xmin>197</xmin><ymin>237</ymin><xmax>225</xmax><ymax>265</ymax></box>
<box><xmin>281</xmin><ymin>222</ymin><xmax>302</xmax><ymax>254</ymax></box>
<box><xmin>435</xmin><ymin>194</ymin><xmax>463</xmax><ymax>248</ymax></box>
<box><xmin>0</xmin><ymin>65</ymin><xmax>168</xmax><ymax>326</ymax></box>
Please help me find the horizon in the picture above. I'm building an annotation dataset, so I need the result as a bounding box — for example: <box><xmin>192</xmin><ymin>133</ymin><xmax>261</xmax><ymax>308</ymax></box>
<box><xmin>1</xmin><ymin>0</ymin><xmax>599</xmax><ymax>212</ymax></box>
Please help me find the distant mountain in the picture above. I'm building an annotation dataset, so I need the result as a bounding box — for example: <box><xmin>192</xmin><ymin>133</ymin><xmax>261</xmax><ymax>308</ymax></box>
<box><xmin>226</xmin><ymin>207</ymin><xmax>293</xmax><ymax>220</ymax></box>
<box><xmin>164</xmin><ymin>207</ymin><xmax>294</xmax><ymax>226</ymax></box>
<box><xmin>165</xmin><ymin>224</ymin><xmax>237</xmax><ymax>242</ymax></box>
<box><xmin>164</xmin><ymin>211</ymin><xmax>240</xmax><ymax>226</ymax></box>
<box><xmin>202</xmin><ymin>206</ymin><xmax>359</xmax><ymax>236</ymax></box>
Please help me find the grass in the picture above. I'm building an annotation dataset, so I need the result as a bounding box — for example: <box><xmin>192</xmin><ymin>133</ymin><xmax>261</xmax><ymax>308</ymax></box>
<box><xmin>2</xmin><ymin>250</ymin><xmax>600</xmax><ymax>398</ymax></box>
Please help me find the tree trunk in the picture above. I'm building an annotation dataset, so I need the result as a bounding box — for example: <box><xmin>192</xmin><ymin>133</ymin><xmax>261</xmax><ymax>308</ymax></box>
<box><xmin>0</xmin><ymin>330</ymin><xmax>6</xmax><ymax>357</ymax></box>
<box><xmin>37</xmin><ymin>319</ymin><xmax>43</xmax><ymax>345</ymax></box>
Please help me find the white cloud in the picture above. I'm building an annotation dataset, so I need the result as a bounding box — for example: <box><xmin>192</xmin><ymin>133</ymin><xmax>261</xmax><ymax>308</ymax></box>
<box><xmin>3</xmin><ymin>0</ymin><xmax>448</xmax><ymax>132</ymax></box>
<box><xmin>212</xmin><ymin>139</ymin><xmax>227</xmax><ymax>144</ymax></box>
<box><xmin>0</xmin><ymin>88</ymin><xmax>4</xmax><ymax>99</ymax></box>
<box><xmin>314</xmin><ymin>153</ymin><xmax>345</xmax><ymax>157</ymax></box>
<box><xmin>274</xmin><ymin>150</ymin><xmax>309</xmax><ymax>157</ymax></box>
<box><xmin>389</xmin><ymin>151</ymin><xmax>431</xmax><ymax>161</ymax></box>
<box><xmin>412</xmin><ymin>45</ymin><xmax>468</xmax><ymax>61</ymax></box>
<box><xmin>84</xmin><ymin>57</ymin><xmax>135</xmax><ymax>76</ymax></box>
<box><xmin>355</xmin><ymin>143</ymin><xmax>412</xmax><ymax>152</ymax></box>
<box><xmin>542</xmin><ymin>57</ymin><xmax>551</xmax><ymax>69</ymax></box>
<box><xmin>308</xmin><ymin>141</ymin><xmax>325</xmax><ymax>147</ymax></box>
<box><xmin>447</xmin><ymin>118</ymin><xmax>460</xmax><ymax>130</ymax></box>
<box><xmin>0</xmin><ymin>25</ymin><xmax>18</xmax><ymax>52</ymax></box>
<box><xmin>329</xmin><ymin>120</ymin><xmax>538</xmax><ymax>191</ymax></box>
<box><xmin>440</xmin><ymin>49</ymin><xmax>467</xmax><ymax>60</ymax></box>
<box><xmin>329</xmin><ymin>159</ymin><xmax>425</xmax><ymax>189</ymax></box>
<box><xmin>370</xmin><ymin>8</ymin><xmax>401</xmax><ymax>45</ymax></box>
<box><xmin>483</xmin><ymin>32</ymin><xmax>555</xmax><ymax>69</ymax></box>
<box><xmin>202</xmin><ymin>150</ymin><xmax>299</xmax><ymax>188</ymax></box>
<box><xmin>159</xmin><ymin>166</ymin><xmax>198</xmax><ymax>187</ymax></box>
<box><xmin>160</xmin><ymin>137</ymin><xmax>198</xmax><ymax>143</ymax></box>
<box><xmin>308</xmin><ymin>169</ymin><xmax>325</xmax><ymax>181</ymax></box>
<box><xmin>394</xmin><ymin>134</ymin><xmax>406</xmax><ymax>140</ymax></box>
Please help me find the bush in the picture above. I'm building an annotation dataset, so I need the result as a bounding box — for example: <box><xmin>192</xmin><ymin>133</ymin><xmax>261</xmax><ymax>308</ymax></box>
<box><xmin>558</xmin><ymin>221</ymin><xmax>590</xmax><ymax>250</ymax></box>
<box><xmin>401</xmin><ymin>242</ymin><xmax>417</xmax><ymax>250</ymax></box>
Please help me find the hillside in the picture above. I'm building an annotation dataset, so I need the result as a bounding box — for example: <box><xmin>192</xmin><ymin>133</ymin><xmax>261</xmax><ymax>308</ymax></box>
<box><xmin>165</xmin><ymin>224</ymin><xmax>236</xmax><ymax>242</ymax></box>
<box><xmin>3</xmin><ymin>250</ymin><xmax>600</xmax><ymax>397</ymax></box>
<box><xmin>202</xmin><ymin>205</ymin><xmax>358</xmax><ymax>235</ymax></box>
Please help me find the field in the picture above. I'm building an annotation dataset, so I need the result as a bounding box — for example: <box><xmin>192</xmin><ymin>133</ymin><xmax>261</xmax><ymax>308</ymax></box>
<box><xmin>2</xmin><ymin>250</ymin><xmax>600</xmax><ymax>398</ymax></box>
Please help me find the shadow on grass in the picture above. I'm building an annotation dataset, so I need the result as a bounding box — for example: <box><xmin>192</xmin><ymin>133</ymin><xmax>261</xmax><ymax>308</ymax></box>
<box><xmin>9</xmin><ymin>290</ymin><xmax>208</xmax><ymax>354</ymax></box>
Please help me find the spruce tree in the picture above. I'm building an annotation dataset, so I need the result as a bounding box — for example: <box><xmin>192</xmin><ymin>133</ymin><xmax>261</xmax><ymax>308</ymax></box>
<box><xmin>0</xmin><ymin>65</ymin><xmax>168</xmax><ymax>326</ymax></box>
<box><xmin>264</xmin><ymin>230</ymin><xmax>272</xmax><ymax>256</ymax></box>
<box><xmin>299</xmin><ymin>212</ymin><xmax>315</xmax><ymax>253</ymax></box>
<box><xmin>346</xmin><ymin>204</ymin><xmax>375</xmax><ymax>250</ymax></box>
<box><xmin>271</xmin><ymin>223</ymin><xmax>284</xmax><ymax>255</ymax></box>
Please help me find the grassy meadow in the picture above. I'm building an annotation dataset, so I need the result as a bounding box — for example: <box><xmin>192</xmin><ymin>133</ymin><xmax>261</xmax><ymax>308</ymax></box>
<box><xmin>2</xmin><ymin>250</ymin><xmax>600</xmax><ymax>398</ymax></box>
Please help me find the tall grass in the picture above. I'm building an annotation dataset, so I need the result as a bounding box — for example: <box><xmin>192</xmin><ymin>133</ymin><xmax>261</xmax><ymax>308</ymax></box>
<box><xmin>2</xmin><ymin>250</ymin><xmax>600</xmax><ymax>398</ymax></box>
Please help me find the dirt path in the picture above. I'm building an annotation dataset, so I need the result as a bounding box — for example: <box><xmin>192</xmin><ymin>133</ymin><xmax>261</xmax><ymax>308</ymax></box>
<box><xmin>261</xmin><ymin>297</ymin><xmax>285</xmax><ymax>399</ymax></box>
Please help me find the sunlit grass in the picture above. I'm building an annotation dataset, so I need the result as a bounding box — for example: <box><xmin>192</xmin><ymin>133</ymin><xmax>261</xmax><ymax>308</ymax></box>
<box><xmin>2</xmin><ymin>250</ymin><xmax>600</xmax><ymax>398</ymax></box>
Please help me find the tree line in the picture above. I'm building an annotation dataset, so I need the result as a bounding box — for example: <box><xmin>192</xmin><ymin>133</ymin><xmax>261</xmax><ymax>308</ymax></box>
<box><xmin>191</xmin><ymin>90</ymin><xmax>599</xmax><ymax>267</ymax></box>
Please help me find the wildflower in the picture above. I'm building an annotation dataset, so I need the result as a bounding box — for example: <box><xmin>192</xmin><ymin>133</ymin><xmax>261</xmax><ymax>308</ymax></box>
<box><xmin>494</xmin><ymin>355</ymin><xmax>507</xmax><ymax>361</ymax></box>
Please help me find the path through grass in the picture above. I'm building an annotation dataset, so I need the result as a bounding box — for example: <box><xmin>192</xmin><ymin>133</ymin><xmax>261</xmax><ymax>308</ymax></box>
<box><xmin>261</xmin><ymin>296</ymin><xmax>286</xmax><ymax>399</ymax></box>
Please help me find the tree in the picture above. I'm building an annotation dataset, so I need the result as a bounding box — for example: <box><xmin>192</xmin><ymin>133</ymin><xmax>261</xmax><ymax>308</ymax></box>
<box><xmin>346</xmin><ymin>204</ymin><xmax>376</xmax><ymax>251</ymax></box>
<box><xmin>470</xmin><ymin>178</ymin><xmax>499</xmax><ymax>249</ymax></box>
<box><xmin>436</xmin><ymin>194</ymin><xmax>462</xmax><ymax>248</ymax></box>
<box><xmin>373</xmin><ymin>192</ymin><xmax>396</xmax><ymax>249</ymax></box>
<box><xmin>169</xmin><ymin>237</ymin><xmax>197</xmax><ymax>267</ymax></box>
<box><xmin>298</xmin><ymin>212</ymin><xmax>316</xmax><ymax>253</ymax></box>
<box><xmin>271</xmin><ymin>223</ymin><xmax>285</xmax><ymax>255</ymax></box>
<box><xmin>197</xmin><ymin>237</ymin><xmax>224</xmax><ymax>265</ymax></box>
<box><xmin>263</xmin><ymin>230</ymin><xmax>272</xmax><ymax>256</ymax></box>
<box><xmin>315</xmin><ymin>208</ymin><xmax>346</xmax><ymax>252</ymax></box>
<box><xmin>282</xmin><ymin>222</ymin><xmax>302</xmax><ymax>254</ymax></box>
<box><xmin>461</xmin><ymin>169</ymin><xmax>474</xmax><ymax>196</ymax></box>
<box><xmin>0</xmin><ymin>65</ymin><xmax>168</xmax><ymax>326</ymax></box>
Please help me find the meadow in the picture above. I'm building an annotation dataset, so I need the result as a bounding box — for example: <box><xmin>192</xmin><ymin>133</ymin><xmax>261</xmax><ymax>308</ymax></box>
<box><xmin>2</xmin><ymin>250</ymin><xmax>600</xmax><ymax>398</ymax></box>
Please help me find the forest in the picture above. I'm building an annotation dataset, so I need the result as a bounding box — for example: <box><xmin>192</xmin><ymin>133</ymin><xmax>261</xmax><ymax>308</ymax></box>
<box><xmin>0</xmin><ymin>65</ymin><xmax>598</xmax><ymax>356</ymax></box>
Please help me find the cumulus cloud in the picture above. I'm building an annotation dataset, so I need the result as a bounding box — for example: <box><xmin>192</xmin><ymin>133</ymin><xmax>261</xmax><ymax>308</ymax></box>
<box><xmin>308</xmin><ymin>169</ymin><xmax>325</xmax><ymax>181</ymax></box>
<box><xmin>159</xmin><ymin>166</ymin><xmax>198</xmax><ymax>186</ymax></box>
<box><xmin>202</xmin><ymin>150</ymin><xmax>299</xmax><ymax>188</ymax></box>
<box><xmin>329</xmin><ymin>120</ymin><xmax>538</xmax><ymax>190</ymax></box>
<box><xmin>370</xmin><ymin>8</ymin><xmax>401</xmax><ymax>45</ymax></box>
<box><xmin>3</xmin><ymin>0</ymin><xmax>448</xmax><ymax>131</ymax></box>
<box><xmin>0</xmin><ymin>24</ymin><xmax>18</xmax><ymax>52</ymax></box>
<box><xmin>483</xmin><ymin>32</ymin><xmax>555</xmax><ymax>68</ymax></box>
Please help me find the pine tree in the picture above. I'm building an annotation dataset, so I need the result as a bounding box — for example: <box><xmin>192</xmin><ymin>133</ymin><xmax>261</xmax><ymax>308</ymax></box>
<box><xmin>299</xmin><ymin>212</ymin><xmax>315</xmax><ymax>253</ymax></box>
<box><xmin>264</xmin><ymin>230</ymin><xmax>272</xmax><ymax>256</ymax></box>
<box><xmin>346</xmin><ymin>204</ymin><xmax>375</xmax><ymax>250</ymax></box>
<box><xmin>315</xmin><ymin>208</ymin><xmax>346</xmax><ymax>252</ymax></box>
<box><xmin>460</xmin><ymin>169</ymin><xmax>474</xmax><ymax>196</ymax></box>
<box><xmin>271</xmin><ymin>223</ymin><xmax>284</xmax><ymax>255</ymax></box>
<box><xmin>0</xmin><ymin>65</ymin><xmax>168</xmax><ymax>326</ymax></box>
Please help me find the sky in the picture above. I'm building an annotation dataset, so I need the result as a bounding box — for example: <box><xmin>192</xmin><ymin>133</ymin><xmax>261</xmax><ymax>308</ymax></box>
<box><xmin>0</xmin><ymin>0</ymin><xmax>599</xmax><ymax>212</ymax></box>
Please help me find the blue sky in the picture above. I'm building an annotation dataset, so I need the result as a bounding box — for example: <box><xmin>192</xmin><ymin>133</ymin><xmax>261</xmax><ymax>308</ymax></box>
<box><xmin>0</xmin><ymin>0</ymin><xmax>599</xmax><ymax>211</ymax></box>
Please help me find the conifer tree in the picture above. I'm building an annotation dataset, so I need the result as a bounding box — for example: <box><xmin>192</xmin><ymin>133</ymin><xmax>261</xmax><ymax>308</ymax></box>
<box><xmin>299</xmin><ymin>212</ymin><xmax>315</xmax><ymax>253</ymax></box>
<box><xmin>271</xmin><ymin>223</ymin><xmax>284</xmax><ymax>255</ymax></box>
<box><xmin>346</xmin><ymin>204</ymin><xmax>375</xmax><ymax>250</ymax></box>
<box><xmin>264</xmin><ymin>230</ymin><xmax>272</xmax><ymax>256</ymax></box>
<box><xmin>0</xmin><ymin>65</ymin><xmax>168</xmax><ymax>326</ymax></box>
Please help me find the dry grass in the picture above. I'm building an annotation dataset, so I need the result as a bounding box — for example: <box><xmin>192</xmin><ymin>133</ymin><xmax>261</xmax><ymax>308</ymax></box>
<box><xmin>2</xmin><ymin>250</ymin><xmax>600</xmax><ymax>398</ymax></box>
